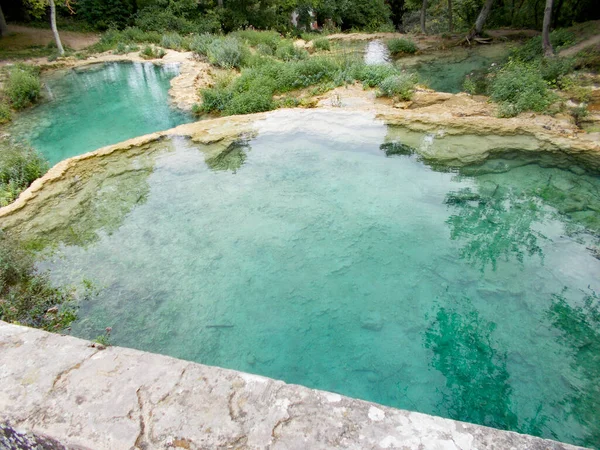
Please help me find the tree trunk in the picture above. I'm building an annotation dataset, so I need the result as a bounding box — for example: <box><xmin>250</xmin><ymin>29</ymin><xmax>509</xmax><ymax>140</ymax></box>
<box><xmin>420</xmin><ymin>0</ymin><xmax>427</xmax><ymax>34</ymax></box>
<box><xmin>448</xmin><ymin>0</ymin><xmax>453</xmax><ymax>32</ymax></box>
<box><xmin>49</xmin><ymin>0</ymin><xmax>65</xmax><ymax>56</ymax></box>
<box><xmin>467</xmin><ymin>0</ymin><xmax>495</xmax><ymax>39</ymax></box>
<box><xmin>217</xmin><ymin>0</ymin><xmax>223</xmax><ymax>8</ymax></box>
<box><xmin>0</xmin><ymin>6</ymin><xmax>8</xmax><ymax>37</ymax></box>
<box><xmin>542</xmin><ymin>0</ymin><xmax>554</xmax><ymax>57</ymax></box>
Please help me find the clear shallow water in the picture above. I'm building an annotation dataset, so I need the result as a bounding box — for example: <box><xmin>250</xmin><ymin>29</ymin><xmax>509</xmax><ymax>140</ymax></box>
<box><xmin>397</xmin><ymin>45</ymin><xmax>508</xmax><ymax>93</ymax></box>
<box><xmin>8</xmin><ymin>62</ymin><xmax>192</xmax><ymax>165</ymax></box>
<box><xmin>36</xmin><ymin>111</ymin><xmax>600</xmax><ymax>448</ymax></box>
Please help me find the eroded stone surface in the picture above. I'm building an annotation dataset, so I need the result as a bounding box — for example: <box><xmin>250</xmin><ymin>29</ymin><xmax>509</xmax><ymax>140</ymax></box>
<box><xmin>0</xmin><ymin>322</ymin><xmax>586</xmax><ymax>450</ymax></box>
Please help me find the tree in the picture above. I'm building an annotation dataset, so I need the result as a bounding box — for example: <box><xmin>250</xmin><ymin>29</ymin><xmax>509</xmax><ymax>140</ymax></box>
<box><xmin>25</xmin><ymin>0</ymin><xmax>66</xmax><ymax>55</ymax></box>
<box><xmin>49</xmin><ymin>0</ymin><xmax>65</xmax><ymax>55</ymax></box>
<box><xmin>420</xmin><ymin>0</ymin><xmax>427</xmax><ymax>33</ymax></box>
<box><xmin>467</xmin><ymin>0</ymin><xmax>495</xmax><ymax>40</ymax></box>
<box><xmin>0</xmin><ymin>5</ymin><xmax>8</xmax><ymax>37</ymax></box>
<box><xmin>448</xmin><ymin>0</ymin><xmax>453</xmax><ymax>32</ymax></box>
<box><xmin>542</xmin><ymin>0</ymin><xmax>554</xmax><ymax>57</ymax></box>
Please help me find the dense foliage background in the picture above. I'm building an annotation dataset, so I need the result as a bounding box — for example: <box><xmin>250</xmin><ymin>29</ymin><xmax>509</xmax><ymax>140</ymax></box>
<box><xmin>1</xmin><ymin>0</ymin><xmax>598</xmax><ymax>33</ymax></box>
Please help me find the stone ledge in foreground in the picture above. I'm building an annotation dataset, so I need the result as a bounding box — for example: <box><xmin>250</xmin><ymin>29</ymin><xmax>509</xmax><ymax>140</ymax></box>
<box><xmin>0</xmin><ymin>322</ymin><xmax>586</xmax><ymax>450</ymax></box>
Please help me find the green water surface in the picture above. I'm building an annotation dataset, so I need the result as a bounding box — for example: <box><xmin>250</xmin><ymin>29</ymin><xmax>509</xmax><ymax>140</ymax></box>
<box><xmin>9</xmin><ymin>62</ymin><xmax>192</xmax><ymax>165</ymax></box>
<box><xmin>37</xmin><ymin>111</ymin><xmax>600</xmax><ymax>448</ymax></box>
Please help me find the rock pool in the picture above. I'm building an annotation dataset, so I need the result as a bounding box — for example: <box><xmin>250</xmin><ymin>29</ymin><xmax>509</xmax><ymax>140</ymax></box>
<box><xmin>8</xmin><ymin>110</ymin><xmax>600</xmax><ymax>448</ymax></box>
<box><xmin>8</xmin><ymin>62</ymin><xmax>192</xmax><ymax>165</ymax></box>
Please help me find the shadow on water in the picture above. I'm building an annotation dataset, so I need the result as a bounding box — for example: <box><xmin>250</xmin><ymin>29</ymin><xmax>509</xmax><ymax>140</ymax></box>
<box><xmin>549</xmin><ymin>289</ymin><xmax>600</xmax><ymax>449</ymax></box>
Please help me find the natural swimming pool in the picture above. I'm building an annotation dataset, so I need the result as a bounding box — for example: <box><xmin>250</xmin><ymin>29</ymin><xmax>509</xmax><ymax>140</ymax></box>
<box><xmin>8</xmin><ymin>61</ymin><xmax>192</xmax><ymax>165</ymax></box>
<box><xmin>28</xmin><ymin>110</ymin><xmax>600</xmax><ymax>448</ymax></box>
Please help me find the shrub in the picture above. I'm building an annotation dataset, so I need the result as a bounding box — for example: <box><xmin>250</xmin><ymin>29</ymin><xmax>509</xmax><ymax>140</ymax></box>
<box><xmin>313</xmin><ymin>38</ymin><xmax>331</xmax><ymax>51</ymax></box>
<box><xmin>139</xmin><ymin>45</ymin><xmax>166</xmax><ymax>60</ymax></box>
<box><xmin>256</xmin><ymin>43</ymin><xmax>274</xmax><ymax>56</ymax></box>
<box><xmin>356</xmin><ymin>64</ymin><xmax>399</xmax><ymax>88</ymax></box>
<box><xmin>378</xmin><ymin>73</ymin><xmax>418</xmax><ymax>100</ymax></box>
<box><xmin>0</xmin><ymin>232</ymin><xmax>79</xmax><ymax>332</ymax></box>
<box><xmin>387</xmin><ymin>38</ymin><xmax>417</xmax><ymax>55</ymax></box>
<box><xmin>230</xmin><ymin>30</ymin><xmax>281</xmax><ymax>51</ymax></box>
<box><xmin>539</xmin><ymin>57</ymin><xmax>574</xmax><ymax>87</ymax></box>
<box><xmin>0</xmin><ymin>140</ymin><xmax>48</xmax><ymax>207</ymax></box>
<box><xmin>490</xmin><ymin>62</ymin><xmax>556</xmax><ymax>117</ymax></box>
<box><xmin>161</xmin><ymin>32</ymin><xmax>184</xmax><ymax>50</ymax></box>
<box><xmin>275</xmin><ymin>41</ymin><xmax>308</xmax><ymax>61</ymax></box>
<box><xmin>207</xmin><ymin>37</ymin><xmax>248</xmax><ymax>69</ymax></box>
<box><xmin>5</xmin><ymin>66</ymin><xmax>41</xmax><ymax>110</ymax></box>
<box><xmin>463</xmin><ymin>69</ymin><xmax>491</xmax><ymax>95</ymax></box>
<box><xmin>224</xmin><ymin>85</ymin><xmax>274</xmax><ymax>115</ymax></box>
<box><xmin>0</xmin><ymin>102</ymin><xmax>11</xmax><ymax>124</ymax></box>
<box><xmin>188</xmin><ymin>33</ymin><xmax>216</xmax><ymax>57</ymax></box>
<box><xmin>77</xmin><ymin>0</ymin><xmax>135</xmax><ymax>30</ymax></box>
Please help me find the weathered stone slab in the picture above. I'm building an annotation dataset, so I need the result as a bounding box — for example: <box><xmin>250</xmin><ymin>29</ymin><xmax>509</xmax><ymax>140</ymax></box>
<box><xmin>0</xmin><ymin>322</ymin><xmax>586</xmax><ymax>449</ymax></box>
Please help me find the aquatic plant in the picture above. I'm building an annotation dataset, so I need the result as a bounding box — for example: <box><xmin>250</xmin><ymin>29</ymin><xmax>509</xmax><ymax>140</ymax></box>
<box><xmin>387</xmin><ymin>38</ymin><xmax>417</xmax><ymax>55</ymax></box>
<box><xmin>0</xmin><ymin>232</ymin><xmax>79</xmax><ymax>332</ymax></box>
<box><xmin>378</xmin><ymin>73</ymin><xmax>418</xmax><ymax>100</ymax></box>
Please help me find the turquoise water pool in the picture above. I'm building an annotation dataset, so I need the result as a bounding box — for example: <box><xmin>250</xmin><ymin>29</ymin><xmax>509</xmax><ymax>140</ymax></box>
<box><xmin>36</xmin><ymin>111</ymin><xmax>600</xmax><ymax>448</ymax></box>
<box><xmin>9</xmin><ymin>62</ymin><xmax>192</xmax><ymax>165</ymax></box>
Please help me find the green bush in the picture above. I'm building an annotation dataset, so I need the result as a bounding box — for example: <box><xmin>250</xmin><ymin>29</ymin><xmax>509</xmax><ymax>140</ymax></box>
<box><xmin>5</xmin><ymin>66</ymin><xmax>41</xmax><ymax>110</ymax></box>
<box><xmin>0</xmin><ymin>232</ymin><xmax>78</xmax><ymax>332</ymax></box>
<box><xmin>207</xmin><ymin>37</ymin><xmax>248</xmax><ymax>69</ymax></box>
<box><xmin>161</xmin><ymin>32</ymin><xmax>184</xmax><ymax>50</ymax></box>
<box><xmin>139</xmin><ymin>45</ymin><xmax>166</xmax><ymax>59</ymax></box>
<box><xmin>539</xmin><ymin>57</ymin><xmax>575</xmax><ymax>87</ymax></box>
<box><xmin>313</xmin><ymin>38</ymin><xmax>331</xmax><ymax>51</ymax></box>
<box><xmin>0</xmin><ymin>140</ymin><xmax>49</xmax><ymax>207</ymax></box>
<box><xmin>0</xmin><ymin>102</ymin><xmax>11</xmax><ymax>124</ymax></box>
<box><xmin>256</xmin><ymin>43</ymin><xmax>274</xmax><ymax>56</ymax></box>
<box><xmin>378</xmin><ymin>73</ymin><xmax>418</xmax><ymax>100</ymax></box>
<box><xmin>224</xmin><ymin>85</ymin><xmax>274</xmax><ymax>115</ymax></box>
<box><xmin>356</xmin><ymin>64</ymin><xmax>399</xmax><ymax>88</ymax></box>
<box><xmin>230</xmin><ymin>30</ymin><xmax>281</xmax><ymax>51</ymax></box>
<box><xmin>188</xmin><ymin>33</ymin><xmax>216</xmax><ymax>57</ymax></box>
<box><xmin>490</xmin><ymin>62</ymin><xmax>556</xmax><ymax>117</ymax></box>
<box><xmin>463</xmin><ymin>69</ymin><xmax>491</xmax><ymax>95</ymax></box>
<box><xmin>275</xmin><ymin>41</ymin><xmax>309</xmax><ymax>61</ymax></box>
<box><xmin>387</xmin><ymin>38</ymin><xmax>417</xmax><ymax>55</ymax></box>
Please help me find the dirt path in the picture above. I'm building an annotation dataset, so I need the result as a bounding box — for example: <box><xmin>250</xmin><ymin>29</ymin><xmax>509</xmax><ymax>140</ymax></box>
<box><xmin>0</xmin><ymin>24</ymin><xmax>99</xmax><ymax>51</ymax></box>
<box><xmin>560</xmin><ymin>34</ymin><xmax>600</xmax><ymax>57</ymax></box>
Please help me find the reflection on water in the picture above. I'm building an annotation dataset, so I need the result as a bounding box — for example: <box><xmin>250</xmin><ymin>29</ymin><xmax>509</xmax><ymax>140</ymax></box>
<box><xmin>8</xmin><ymin>62</ymin><xmax>192</xmax><ymax>165</ymax></box>
<box><xmin>23</xmin><ymin>111</ymin><xmax>600</xmax><ymax>448</ymax></box>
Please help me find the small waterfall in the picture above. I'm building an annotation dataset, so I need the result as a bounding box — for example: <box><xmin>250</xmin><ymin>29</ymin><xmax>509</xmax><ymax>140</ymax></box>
<box><xmin>364</xmin><ymin>40</ymin><xmax>391</xmax><ymax>65</ymax></box>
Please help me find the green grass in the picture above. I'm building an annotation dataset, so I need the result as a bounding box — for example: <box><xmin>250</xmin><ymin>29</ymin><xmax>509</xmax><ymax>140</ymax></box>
<box><xmin>313</xmin><ymin>38</ymin><xmax>331</xmax><ymax>51</ymax></box>
<box><xmin>199</xmin><ymin>53</ymin><xmax>417</xmax><ymax>116</ymax></box>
